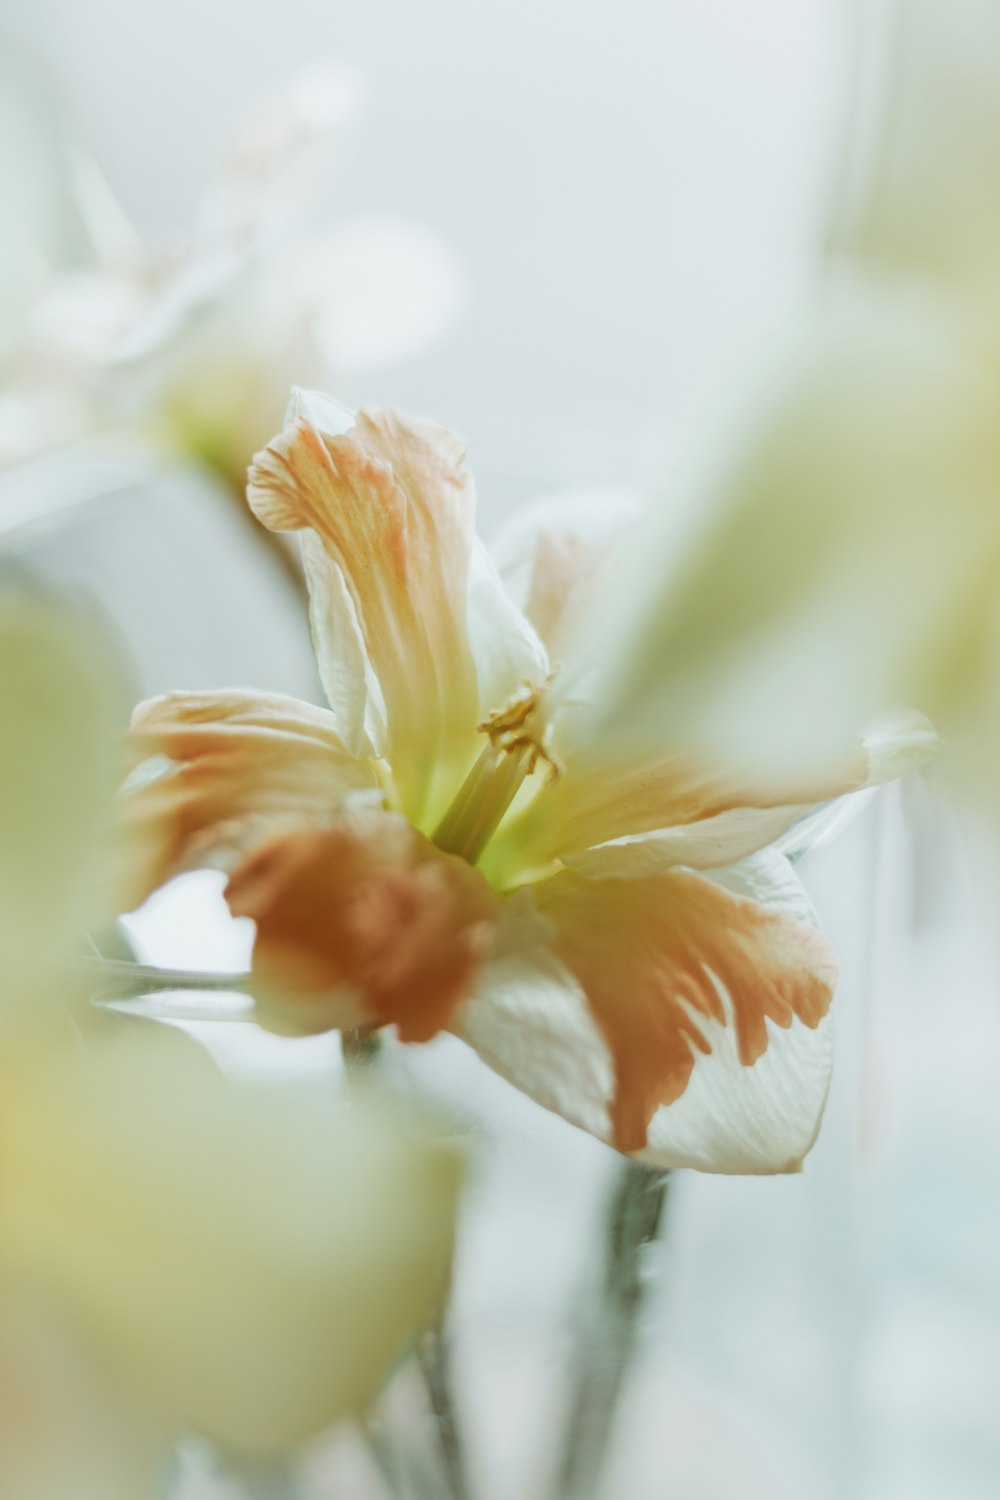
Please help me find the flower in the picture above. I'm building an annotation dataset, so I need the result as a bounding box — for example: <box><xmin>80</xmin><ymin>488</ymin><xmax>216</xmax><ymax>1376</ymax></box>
<box><xmin>123</xmin><ymin>388</ymin><xmax>935</xmax><ymax>1175</ymax></box>
<box><xmin>0</xmin><ymin>64</ymin><xmax>464</xmax><ymax>491</ymax></box>
<box><xmin>574</xmin><ymin>0</ymin><xmax>995</xmax><ymax>820</ymax></box>
<box><xmin>0</xmin><ymin>586</ymin><xmax>461</xmax><ymax>1492</ymax></box>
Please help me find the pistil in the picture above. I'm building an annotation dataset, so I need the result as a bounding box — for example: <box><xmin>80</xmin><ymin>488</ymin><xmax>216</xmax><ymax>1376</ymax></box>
<box><xmin>432</xmin><ymin>742</ymin><xmax>533</xmax><ymax>864</ymax></box>
<box><xmin>432</xmin><ymin>681</ymin><xmax>559</xmax><ymax>865</ymax></box>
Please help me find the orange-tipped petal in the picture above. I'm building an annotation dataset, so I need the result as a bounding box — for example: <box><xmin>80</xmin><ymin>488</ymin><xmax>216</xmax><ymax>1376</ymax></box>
<box><xmin>459</xmin><ymin>851</ymin><xmax>835</xmax><ymax>1172</ymax></box>
<box><xmin>248</xmin><ymin>407</ymin><xmax>481</xmax><ymax>825</ymax></box>
<box><xmin>124</xmin><ymin>689</ymin><xmax>378</xmax><ymax>907</ymax></box>
<box><xmin>534</xmin><ymin>864</ymin><xmax>835</xmax><ymax>1153</ymax></box>
<box><xmin>225</xmin><ymin>809</ymin><xmax>499</xmax><ymax>1040</ymax></box>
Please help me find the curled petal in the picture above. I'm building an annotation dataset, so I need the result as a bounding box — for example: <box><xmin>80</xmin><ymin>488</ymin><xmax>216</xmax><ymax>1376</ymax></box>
<box><xmin>0</xmin><ymin>1026</ymin><xmax>462</xmax><ymax>1451</ymax></box>
<box><xmin>124</xmin><ymin>689</ymin><xmax>378</xmax><ymax>906</ymax></box>
<box><xmin>459</xmin><ymin>852</ymin><xmax>835</xmax><ymax>1172</ymax></box>
<box><xmin>248</xmin><ymin>406</ymin><xmax>481</xmax><ymax>826</ymax></box>
<box><xmin>226</xmin><ymin>809</ymin><xmax>499</xmax><ymax>1040</ymax></box>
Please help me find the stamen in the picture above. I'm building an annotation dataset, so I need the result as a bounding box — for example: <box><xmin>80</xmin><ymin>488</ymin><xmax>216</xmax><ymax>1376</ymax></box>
<box><xmin>433</xmin><ymin>681</ymin><xmax>558</xmax><ymax>863</ymax></box>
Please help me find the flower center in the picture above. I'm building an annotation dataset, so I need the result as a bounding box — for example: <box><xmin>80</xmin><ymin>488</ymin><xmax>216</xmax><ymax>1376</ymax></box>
<box><xmin>432</xmin><ymin>681</ymin><xmax>559</xmax><ymax>865</ymax></box>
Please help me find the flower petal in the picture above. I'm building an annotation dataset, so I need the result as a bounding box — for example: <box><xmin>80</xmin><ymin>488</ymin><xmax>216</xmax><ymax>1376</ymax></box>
<box><xmin>554</xmin><ymin>708</ymin><xmax>940</xmax><ymax>880</ymax></box>
<box><xmin>576</xmin><ymin>284</ymin><xmax>993</xmax><ymax>793</ymax></box>
<box><xmin>195</xmin><ymin>61</ymin><xmax>364</xmax><ymax>256</ymax></box>
<box><xmin>832</xmin><ymin>0</ymin><xmax>1000</xmax><ymax>308</ymax></box>
<box><xmin>459</xmin><ymin>852</ymin><xmax>835</xmax><ymax>1173</ymax></box>
<box><xmin>225</xmin><ymin>808</ymin><xmax>499</xmax><ymax>1040</ymax></box>
<box><xmin>484</xmin><ymin>724</ymin><xmax>872</xmax><ymax>887</ymax></box>
<box><xmin>488</xmin><ymin>486</ymin><xmax>641</xmax><ymax>657</ymax></box>
<box><xmin>125</xmin><ymin>689</ymin><xmax>378</xmax><ymax>906</ymax></box>
<box><xmin>0</xmin><ymin>1291</ymin><xmax>167</xmax><ymax>1500</ymax></box>
<box><xmin>466</xmin><ymin>540</ymin><xmax>549</xmax><ymax>720</ymax></box>
<box><xmin>0</xmin><ymin>1025</ymin><xmax>462</xmax><ymax>1452</ymax></box>
<box><xmin>248</xmin><ymin>405</ymin><xmax>481</xmax><ymax>826</ymax></box>
<box><xmin>0</xmin><ymin>589</ymin><xmax>127</xmax><ymax>1003</ymax></box>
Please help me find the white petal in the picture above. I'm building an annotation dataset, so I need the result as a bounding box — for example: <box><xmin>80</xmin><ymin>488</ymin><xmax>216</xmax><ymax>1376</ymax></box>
<box><xmin>487</xmin><ymin>486</ymin><xmax>642</xmax><ymax>659</ymax></box>
<box><xmin>0</xmin><ymin>591</ymin><xmax>125</xmax><ymax>1002</ymax></box>
<box><xmin>0</xmin><ymin>1028</ymin><xmax>462</xmax><ymax>1453</ymax></box>
<box><xmin>563</xmin><ymin>804</ymin><xmax>807</xmax><ymax>879</ymax></box>
<box><xmin>580</xmin><ymin>282</ymin><xmax>994</xmax><ymax>788</ymax></box>
<box><xmin>193</xmin><ymin>61</ymin><xmax>365</xmax><ymax>255</ymax></box>
<box><xmin>833</xmin><ymin>0</ymin><xmax>1000</xmax><ymax>309</ymax></box>
<box><xmin>0</xmin><ymin>1290</ymin><xmax>167</xmax><ymax>1500</ymax></box>
<box><xmin>301</xmin><ymin>531</ymin><xmax>385</xmax><ymax>758</ymax></box>
<box><xmin>562</xmin><ymin>707</ymin><xmax>940</xmax><ymax>879</ymax></box>
<box><xmin>458</xmin><ymin>850</ymin><xmax>833</xmax><ymax>1174</ymax></box>
<box><xmin>467</xmin><ymin>541</ymin><xmax>549</xmax><ymax>718</ymax></box>
<box><xmin>861</xmin><ymin>706</ymin><xmax>942</xmax><ymax>783</ymax></box>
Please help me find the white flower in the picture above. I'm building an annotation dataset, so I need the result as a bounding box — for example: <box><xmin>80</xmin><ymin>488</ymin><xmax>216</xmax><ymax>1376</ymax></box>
<box><xmin>122</xmin><ymin>388</ymin><xmax>935</xmax><ymax>1175</ymax></box>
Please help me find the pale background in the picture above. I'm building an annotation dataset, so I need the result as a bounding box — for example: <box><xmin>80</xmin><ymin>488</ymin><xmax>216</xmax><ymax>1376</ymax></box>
<box><xmin>3</xmin><ymin>2</ymin><xmax>997</xmax><ymax>1497</ymax></box>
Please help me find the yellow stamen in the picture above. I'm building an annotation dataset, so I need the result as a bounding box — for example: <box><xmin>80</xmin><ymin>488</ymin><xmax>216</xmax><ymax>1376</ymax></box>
<box><xmin>433</xmin><ymin>682</ymin><xmax>558</xmax><ymax>864</ymax></box>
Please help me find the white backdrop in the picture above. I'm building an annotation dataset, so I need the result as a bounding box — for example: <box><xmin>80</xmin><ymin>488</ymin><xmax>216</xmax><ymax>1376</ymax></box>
<box><xmin>5</xmin><ymin>3</ymin><xmax>996</xmax><ymax>1497</ymax></box>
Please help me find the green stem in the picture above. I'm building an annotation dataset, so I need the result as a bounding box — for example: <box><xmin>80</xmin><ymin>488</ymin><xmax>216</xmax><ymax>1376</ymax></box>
<box><xmin>339</xmin><ymin>1028</ymin><xmax>473</xmax><ymax>1500</ymax></box>
<box><xmin>80</xmin><ymin>956</ymin><xmax>252</xmax><ymax>998</ymax></box>
<box><xmin>213</xmin><ymin>1455</ymin><xmax>302</xmax><ymax>1500</ymax></box>
<box><xmin>414</xmin><ymin>1319</ymin><xmax>472</xmax><ymax>1500</ymax></box>
<box><xmin>551</xmin><ymin>1161</ymin><xmax>670</xmax><ymax>1500</ymax></box>
<box><xmin>340</xmin><ymin>1025</ymin><xmax>383</xmax><ymax>1071</ymax></box>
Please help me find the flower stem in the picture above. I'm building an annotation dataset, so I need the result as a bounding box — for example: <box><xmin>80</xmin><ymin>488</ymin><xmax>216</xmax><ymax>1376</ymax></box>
<box><xmin>78</xmin><ymin>956</ymin><xmax>254</xmax><ymax>1024</ymax></box>
<box><xmin>213</xmin><ymin>1455</ymin><xmax>303</xmax><ymax>1500</ymax></box>
<box><xmin>340</xmin><ymin>1025</ymin><xmax>383</xmax><ymax>1071</ymax></box>
<box><xmin>551</xmin><ymin>1161</ymin><xmax>670</xmax><ymax>1500</ymax></box>
<box><xmin>79</xmin><ymin>955</ymin><xmax>252</xmax><ymax>998</ymax></box>
<box><xmin>414</xmin><ymin>1318</ymin><xmax>472</xmax><ymax>1500</ymax></box>
<box><xmin>339</xmin><ymin>1029</ymin><xmax>473</xmax><ymax>1500</ymax></box>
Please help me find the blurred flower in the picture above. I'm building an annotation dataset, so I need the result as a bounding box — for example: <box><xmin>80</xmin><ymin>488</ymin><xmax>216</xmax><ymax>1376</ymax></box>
<box><xmin>123</xmin><ymin>388</ymin><xmax>935</xmax><ymax>1174</ymax></box>
<box><xmin>0</xmin><ymin>64</ymin><xmax>467</xmax><ymax>491</ymax></box>
<box><xmin>578</xmin><ymin>0</ymin><xmax>998</xmax><ymax>820</ymax></box>
<box><xmin>0</xmin><ymin>585</ymin><xmax>461</xmax><ymax>1496</ymax></box>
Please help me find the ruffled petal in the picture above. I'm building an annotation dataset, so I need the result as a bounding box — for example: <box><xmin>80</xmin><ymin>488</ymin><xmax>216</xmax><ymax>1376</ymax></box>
<box><xmin>0</xmin><ymin>1025</ymin><xmax>462</xmax><ymax>1452</ymax></box>
<box><xmin>225</xmin><ymin>808</ymin><xmax>499</xmax><ymax>1040</ymax></box>
<box><xmin>125</xmin><ymin>689</ymin><xmax>378</xmax><ymax>906</ymax></box>
<box><xmin>458</xmin><ymin>851</ymin><xmax>835</xmax><ymax>1173</ymax></box>
<box><xmin>248</xmin><ymin>404</ymin><xmax>482</xmax><ymax>826</ymax></box>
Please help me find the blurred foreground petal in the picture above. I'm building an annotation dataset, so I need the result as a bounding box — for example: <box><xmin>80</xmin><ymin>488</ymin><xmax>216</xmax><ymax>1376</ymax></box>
<box><xmin>832</xmin><ymin>0</ymin><xmax>1000</xmax><ymax>311</ymax></box>
<box><xmin>0</xmin><ymin>1026</ymin><xmax>462</xmax><ymax>1453</ymax></box>
<box><xmin>0</xmin><ymin>587</ymin><xmax>127</xmax><ymax>1002</ymax></box>
<box><xmin>583</xmin><ymin>285</ymin><xmax>993</xmax><ymax>789</ymax></box>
